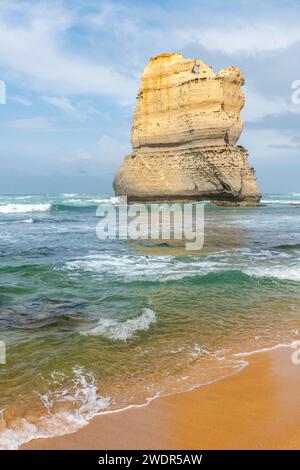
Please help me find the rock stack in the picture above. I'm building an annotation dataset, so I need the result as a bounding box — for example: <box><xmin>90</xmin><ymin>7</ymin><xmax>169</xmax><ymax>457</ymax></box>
<box><xmin>114</xmin><ymin>53</ymin><xmax>261</xmax><ymax>205</ymax></box>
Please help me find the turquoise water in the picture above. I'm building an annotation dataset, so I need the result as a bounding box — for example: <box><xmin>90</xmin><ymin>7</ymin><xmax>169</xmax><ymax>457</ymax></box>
<box><xmin>0</xmin><ymin>193</ymin><xmax>300</xmax><ymax>448</ymax></box>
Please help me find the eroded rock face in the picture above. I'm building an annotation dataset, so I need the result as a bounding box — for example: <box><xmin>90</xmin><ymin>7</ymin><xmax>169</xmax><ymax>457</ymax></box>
<box><xmin>114</xmin><ymin>53</ymin><xmax>261</xmax><ymax>205</ymax></box>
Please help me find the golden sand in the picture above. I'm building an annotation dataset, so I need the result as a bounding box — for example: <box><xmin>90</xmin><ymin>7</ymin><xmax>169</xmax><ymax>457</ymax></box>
<box><xmin>23</xmin><ymin>347</ymin><xmax>300</xmax><ymax>450</ymax></box>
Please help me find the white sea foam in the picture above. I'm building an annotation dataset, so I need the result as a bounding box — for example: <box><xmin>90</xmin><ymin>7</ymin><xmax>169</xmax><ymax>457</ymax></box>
<box><xmin>262</xmin><ymin>199</ymin><xmax>300</xmax><ymax>205</ymax></box>
<box><xmin>244</xmin><ymin>265</ymin><xmax>300</xmax><ymax>282</ymax></box>
<box><xmin>64</xmin><ymin>249</ymin><xmax>300</xmax><ymax>284</ymax></box>
<box><xmin>81</xmin><ymin>308</ymin><xmax>156</xmax><ymax>340</ymax></box>
<box><xmin>234</xmin><ymin>342</ymin><xmax>293</xmax><ymax>357</ymax></box>
<box><xmin>65</xmin><ymin>253</ymin><xmax>224</xmax><ymax>282</ymax></box>
<box><xmin>64</xmin><ymin>199</ymin><xmax>83</xmax><ymax>204</ymax></box>
<box><xmin>0</xmin><ymin>218</ymin><xmax>34</xmax><ymax>225</ymax></box>
<box><xmin>0</xmin><ymin>203</ymin><xmax>51</xmax><ymax>214</ymax></box>
<box><xmin>0</xmin><ymin>367</ymin><xmax>110</xmax><ymax>450</ymax></box>
<box><xmin>87</xmin><ymin>196</ymin><xmax>121</xmax><ymax>205</ymax></box>
<box><xmin>62</xmin><ymin>197</ymin><xmax>120</xmax><ymax>206</ymax></box>
<box><xmin>190</xmin><ymin>345</ymin><xmax>211</xmax><ymax>358</ymax></box>
<box><xmin>0</xmin><ymin>340</ymin><xmax>294</xmax><ymax>449</ymax></box>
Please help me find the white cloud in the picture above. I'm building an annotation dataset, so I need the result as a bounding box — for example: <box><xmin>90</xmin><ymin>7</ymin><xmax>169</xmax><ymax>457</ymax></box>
<box><xmin>241</xmin><ymin>128</ymin><xmax>300</xmax><ymax>159</ymax></box>
<box><xmin>10</xmin><ymin>95</ymin><xmax>32</xmax><ymax>106</ymax></box>
<box><xmin>85</xmin><ymin>2</ymin><xmax>300</xmax><ymax>56</ymax></box>
<box><xmin>41</xmin><ymin>96</ymin><xmax>85</xmax><ymax>121</ymax></box>
<box><xmin>40</xmin><ymin>95</ymin><xmax>102</xmax><ymax>122</ymax></box>
<box><xmin>59</xmin><ymin>135</ymin><xmax>130</xmax><ymax>173</ymax></box>
<box><xmin>242</xmin><ymin>87</ymin><xmax>300</xmax><ymax>122</ymax></box>
<box><xmin>86</xmin><ymin>2</ymin><xmax>140</xmax><ymax>36</ymax></box>
<box><xmin>1</xmin><ymin>1</ymin><xmax>299</xmax><ymax>110</ymax></box>
<box><xmin>179</xmin><ymin>22</ymin><xmax>300</xmax><ymax>55</ymax></box>
<box><xmin>63</xmin><ymin>148</ymin><xmax>92</xmax><ymax>163</ymax></box>
<box><xmin>41</xmin><ymin>96</ymin><xmax>77</xmax><ymax>112</ymax></box>
<box><xmin>0</xmin><ymin>1</ymin><xmax>137</xmax><ymax>102</ymax></box>
<box><xmin>6</xmin><ymin>116</ymin><xmax>53</xmax><ymax>129</ymax></box>
<box><xmin>98</xmin><ymin>134</ymin><xmax>131</xmax><ymax>161</ymax></box>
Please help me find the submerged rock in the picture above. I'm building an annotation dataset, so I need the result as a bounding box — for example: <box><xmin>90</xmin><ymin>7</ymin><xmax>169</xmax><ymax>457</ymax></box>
<box><xmin>114</xmin><ymin>53</ymin><xmax>261</xmax><ymax>205</ymax></box>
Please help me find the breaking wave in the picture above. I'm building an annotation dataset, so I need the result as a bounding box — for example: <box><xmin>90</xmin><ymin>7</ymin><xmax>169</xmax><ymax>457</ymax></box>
<box><xmin>64</xmin><ymin>253</ymin><xmax>224</xmax><ymax>282</ymax></box>
<box><xmin>262</xmin><ymin>199</ymin><xmax>300</xmax><ymax>205</ymax></box>
<box><xmin>81</xmin><ymin>308</ymin><xmax>157</xmax><ymax>340</ymax></box>
<box><xmin>0</xmin><ymin>203</ymin><xmax>51</xmax><ymax>214</ymax></box>
<box><xmin>0</xmin><ymin>218</ymin><xmax>34</xmax><ymax>225</ymax></box>
<box><xmin>0</xmin><ymin>367</ymin><xmax>110</xmax><ymax>450</ymax></box>
<box><xmin>64</xmin><ymin>250</ymin><xmax>300</xmax><ymax>284</ymax></box>
<box><xmin>244</xmin><ymin>265</ymin><xmax>300</xmax><ymax>282</ymax></box>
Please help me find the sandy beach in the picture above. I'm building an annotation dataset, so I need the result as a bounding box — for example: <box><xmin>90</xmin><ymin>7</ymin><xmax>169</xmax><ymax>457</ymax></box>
<box><xmin>23</xmin><ymin>346</ymin><xmax>300</xmax><ymax>450</ymax></box>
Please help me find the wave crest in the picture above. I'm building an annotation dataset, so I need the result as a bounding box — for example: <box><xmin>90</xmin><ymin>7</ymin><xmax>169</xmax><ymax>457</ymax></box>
<box><xmin>0</xmin><ymin>203</ymin><xmax>51</xmax><ymax>214</ymax></box>
<box><xmin>245</xmin><ymin>265</ymin><xmax>300</xmax><ymax>282</ymax></box>
<box><xmin>81</xmin><ymin>308</ymin><xmax>157</xmax><ymax>340</ymax></box>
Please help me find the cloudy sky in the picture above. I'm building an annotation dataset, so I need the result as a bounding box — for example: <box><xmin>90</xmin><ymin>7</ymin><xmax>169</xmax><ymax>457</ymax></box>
<box><xmin>0</xmin><ymin>0</ymin><xmax>299</xmax><ymax>194</ymax></box>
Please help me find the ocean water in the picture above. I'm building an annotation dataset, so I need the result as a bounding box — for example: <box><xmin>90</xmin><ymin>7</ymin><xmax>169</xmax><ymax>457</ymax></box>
<box><xmin>0</xmin><ymin>193</ymin><xmax>300</xmax><ymax>448</ymax></box>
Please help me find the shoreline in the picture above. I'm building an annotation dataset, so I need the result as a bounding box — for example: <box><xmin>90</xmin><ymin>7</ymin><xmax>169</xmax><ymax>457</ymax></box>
<box><xmin>23</xmin><ymin>345</ymin><xmax>300</xmax><ymax>450</ymax></box>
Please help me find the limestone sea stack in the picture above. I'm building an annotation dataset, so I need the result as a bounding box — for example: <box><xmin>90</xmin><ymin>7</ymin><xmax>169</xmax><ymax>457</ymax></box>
<box><xmin>113</xmin><ymin>53</ymin><xmax>261</xmax><ymax>205</ymax></box>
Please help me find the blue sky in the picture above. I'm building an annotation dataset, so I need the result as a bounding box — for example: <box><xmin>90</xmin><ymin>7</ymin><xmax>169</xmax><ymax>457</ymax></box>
<box><xmin>0</xmin><ymin>0</ymin><xmax>300</xmax><ymax>194</ymax></box>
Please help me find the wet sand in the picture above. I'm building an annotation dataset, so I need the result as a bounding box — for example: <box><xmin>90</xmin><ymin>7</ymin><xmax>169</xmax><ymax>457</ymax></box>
<box><xmin>23</xmin><ymin>347</ymin><xmax>300</xmax><ymax>450</ymax></box>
